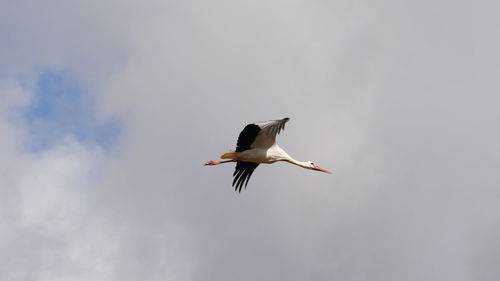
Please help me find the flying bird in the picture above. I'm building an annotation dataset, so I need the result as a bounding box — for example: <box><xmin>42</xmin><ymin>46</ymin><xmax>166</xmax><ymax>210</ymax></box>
<box><xmin>205</xmin><ymin>117</ymin><xmax>333</xmax><ymax>192</ymax></box>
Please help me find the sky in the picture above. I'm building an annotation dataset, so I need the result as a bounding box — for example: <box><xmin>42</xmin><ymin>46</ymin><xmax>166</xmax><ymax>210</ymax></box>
<box><xmin>1</xmin><ymin>0</ymin><xmax>500</xmax><ymax>280</ymax></box>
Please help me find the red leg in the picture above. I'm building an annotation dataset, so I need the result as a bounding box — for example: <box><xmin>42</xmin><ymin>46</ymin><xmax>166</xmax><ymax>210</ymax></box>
<box><xmin>204</xmin><ymin>159</ymin><xmax>237</xmax><ymax>166</ymax></box>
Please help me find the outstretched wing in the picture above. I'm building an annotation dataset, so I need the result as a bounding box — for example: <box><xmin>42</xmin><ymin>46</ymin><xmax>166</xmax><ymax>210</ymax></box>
<box><xmin>250</xmin><ymin>117</ymin><xmax>290</xmax><ymax>149</ymax></box>
<box><xmin>232</xmin><ymin>162</ymin><xmax>259</xmax><ymax>192</ymax></box>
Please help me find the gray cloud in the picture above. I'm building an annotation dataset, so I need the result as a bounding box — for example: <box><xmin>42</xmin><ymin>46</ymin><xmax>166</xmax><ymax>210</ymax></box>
<box><xmin>1</xmin><ymin>0</ymin><xmax>500</xmax><ymax>280</ymax></box>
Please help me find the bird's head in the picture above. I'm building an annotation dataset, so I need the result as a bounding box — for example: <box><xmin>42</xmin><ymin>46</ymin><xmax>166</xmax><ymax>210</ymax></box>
<box><xmin>305</xmin><ymin>161</ymin><xmax>333</xmax><ymax>174</ymax></box>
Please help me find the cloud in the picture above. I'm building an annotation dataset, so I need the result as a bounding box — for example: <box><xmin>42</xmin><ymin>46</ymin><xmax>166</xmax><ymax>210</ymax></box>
<box><xmin>0</xmin><ymin>135</ymin><xmax>119</xmax><ymax>280</ymax></box>
<box><xmin>1</xmin><ymin>0</ymin><xmax>500</xmax><ymax>280</ymax></box>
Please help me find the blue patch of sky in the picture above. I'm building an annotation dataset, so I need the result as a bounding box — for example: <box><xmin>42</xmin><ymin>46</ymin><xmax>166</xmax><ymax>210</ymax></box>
<box><xmin>23</xmin><ymin>70</ymin><xmax>121</xmax><ymax>151</ymax></box>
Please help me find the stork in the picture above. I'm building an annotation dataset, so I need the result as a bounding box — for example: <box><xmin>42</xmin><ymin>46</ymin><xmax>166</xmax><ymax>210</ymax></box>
<box><xmin>205</xmin><ymin>117</ymin><xmax>333</xmax><ymax>192</ymax></box>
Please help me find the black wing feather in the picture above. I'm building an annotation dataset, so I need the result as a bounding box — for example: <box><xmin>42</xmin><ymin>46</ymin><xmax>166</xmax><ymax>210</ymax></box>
<box><xmin>235</xmin><ymin>124</ymin><xmax>260</xmax><ymax>152</ymax></box>
<box><xmin>232</xmin><ymin>162</ymin><xmax>259</xmax><ymax>192</ymax></box>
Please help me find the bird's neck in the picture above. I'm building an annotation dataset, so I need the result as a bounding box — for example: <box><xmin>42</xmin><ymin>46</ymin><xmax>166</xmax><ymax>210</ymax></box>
<box><xmin>284</xmin><ymin>157</ymin><xmax>310</xmax><ymax>169</ymax></box>
<box><xmin>273</xmin><ymin>146</ymin><xmax>311</xmax><ymax>169</ymax></box>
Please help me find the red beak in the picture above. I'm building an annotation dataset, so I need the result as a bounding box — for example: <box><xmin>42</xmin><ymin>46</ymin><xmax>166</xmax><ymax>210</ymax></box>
<box><xmin>313</xmin><ymin>166</ymin><xmax>333</xmax><ymax>174</ymax></box>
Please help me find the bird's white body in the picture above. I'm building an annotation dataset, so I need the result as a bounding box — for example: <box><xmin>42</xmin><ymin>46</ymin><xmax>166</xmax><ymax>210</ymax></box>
<box><xmin>238</xmin><ymin>145</ymin><xmax>290</xmax><ymax>164</ymax></box>
<box><xmin>205</xmin><ymin>117</ymin><xmax>332</xmax><ymax>192</ymax></box>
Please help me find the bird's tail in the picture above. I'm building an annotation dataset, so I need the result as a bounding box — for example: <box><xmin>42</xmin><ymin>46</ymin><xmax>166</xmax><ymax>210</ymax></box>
<box><xmin>220</xmin><ymin>152</ymin><xmax>239</xmax><ymax>159</ymax></box>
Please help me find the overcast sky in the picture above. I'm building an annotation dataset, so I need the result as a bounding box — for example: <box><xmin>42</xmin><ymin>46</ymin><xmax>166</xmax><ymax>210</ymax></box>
<box><xmin>1</xmin><ymin>0</ymin><xmax>500</xmax><ymax>280</ymax></box>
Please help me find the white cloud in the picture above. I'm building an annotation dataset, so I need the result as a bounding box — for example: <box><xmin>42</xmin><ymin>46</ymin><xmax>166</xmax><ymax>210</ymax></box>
<box><xmin>0</xmin><ymin>134</ymin><xmax>119</xmax><ymax>280</ymax></box>
<box><xmin>1</xmin><ymin>0</ymin><xmax>500</xmax><ymax>280</ymax></box>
